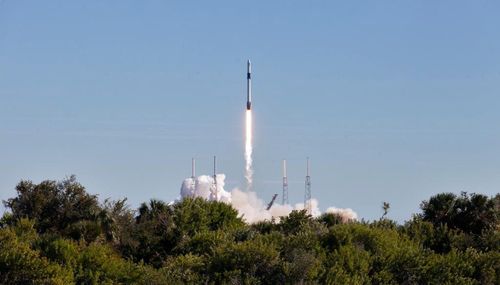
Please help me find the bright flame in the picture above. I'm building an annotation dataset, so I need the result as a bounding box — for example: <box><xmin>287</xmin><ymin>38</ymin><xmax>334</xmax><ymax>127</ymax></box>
<box><xmin>245</xmin><ymin>109</ymin><xmax>253</xmax><ymax>190</ymax></box>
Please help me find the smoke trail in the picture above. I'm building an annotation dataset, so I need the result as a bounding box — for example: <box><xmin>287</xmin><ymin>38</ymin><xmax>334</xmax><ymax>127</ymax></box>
<box><xmin>245</xmin><ymin>109</ymin><xmax>253</xmax><ymax>190</ymax></box>
<box><xmin>180</xmin><ymin>175</ymin><xmax>358</xmax><ymax>224</ymax></box>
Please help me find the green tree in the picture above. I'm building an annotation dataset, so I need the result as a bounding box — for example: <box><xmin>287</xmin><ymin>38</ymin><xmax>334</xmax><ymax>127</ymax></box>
<box><xmin>323</xmin><ymin>244</ymin><xmax>372</xmax><ymax>285</ymax></box>
<box><xmin>318</xmin><ymin>212</ymin><xmax>345</xmax><ymax>227</ymax></box>
<box><xmin>3</xmin><ymin>176</ymin><xmax>101</xmax><ymax>239</ymax></box>
<box><xmin>0</xmin><ymin>227</ymin><xmax>74</xmax><ymax>284</ymax></box>
<box><xmin>421</xmin><ymin>192</ymin><xmax>498</xmax><ymax>235</ymax></box>
<box><xmin>98</xmin><ymin>198</ymin><xmax>135</xmax><ymax>246</ymax></box>
<box><xmin>279</xmin><ymin>210</ymin><xmax>313</xmax><ymax>234</ymax></box>
<box><xmin>161</xmin><ymin>254</ymin><xmax>207</xmax><ymax>284</ymax></box>
<box><xmin>382</xmin><ymin>202</ymin><xmax>390</xmax><ymax>219</ymax></box>
<box><xmin>122</xmin><ymin>199</ymin><xmax>176</xmax><ymax>267</ymax></box>
<box><xmin>209</xmin><ymin>238</ymin><xmax>281</xmax><ymax>284</ymax></box>
<box><xmin>173</xmin><ymin>197</ymin><xmax>244</xmax><ymax>237</ymax></box>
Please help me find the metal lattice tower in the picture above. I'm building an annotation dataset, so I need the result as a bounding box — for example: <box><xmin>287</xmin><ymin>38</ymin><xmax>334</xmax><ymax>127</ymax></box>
<box><xmin>212</xmin><ymin>156</ymin><xmax>218</xmax><ymax>201</ymax></box>
<box><xmin>282</xmin><ymin>159</ymin><xmax>289</xmax><ymax>205</ymax></box>
<box><xmin>304</xmin><ymin>157</ymin><xmax>312</xmax><ymax>214</ymax></box>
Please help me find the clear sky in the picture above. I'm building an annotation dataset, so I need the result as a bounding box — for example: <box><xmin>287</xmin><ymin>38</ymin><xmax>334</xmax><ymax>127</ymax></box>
<box><xmin>1</xmin><ymin>1</ymin><xmax>499</xmax><ymax>222</ymax></box>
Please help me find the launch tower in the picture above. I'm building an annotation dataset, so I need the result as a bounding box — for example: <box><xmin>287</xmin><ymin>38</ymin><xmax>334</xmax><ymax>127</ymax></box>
<box><xmin>304</xmin><ymin>158</ymin><xmax>312</xmax><ymax>214</ymax></box>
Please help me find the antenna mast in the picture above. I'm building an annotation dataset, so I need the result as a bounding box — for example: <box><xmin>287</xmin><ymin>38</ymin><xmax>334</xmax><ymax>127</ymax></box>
<box><xmin>304</xmin><ymin>157</ymin><xmax>312</xmax><ymax>214</ymax></box>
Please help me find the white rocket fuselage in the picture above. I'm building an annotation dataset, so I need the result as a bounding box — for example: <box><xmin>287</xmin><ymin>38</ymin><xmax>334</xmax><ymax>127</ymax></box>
<box><xmin>246</xmin><ymin>60</ymin><xmax>252</xmax><ymax>110</ymax></box>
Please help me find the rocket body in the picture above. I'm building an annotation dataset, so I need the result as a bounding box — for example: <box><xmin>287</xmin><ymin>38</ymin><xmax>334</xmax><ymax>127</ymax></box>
<box><xmin>246</xmin><ymin>60</ymin><xmax>252</xmax><ymax>110</ymax></box>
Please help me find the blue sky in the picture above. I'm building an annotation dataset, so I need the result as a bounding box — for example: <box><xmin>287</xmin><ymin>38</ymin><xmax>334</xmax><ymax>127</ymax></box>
<box><xmin>1</xmin><ymin>1</ymin><xmax>499</xmax><ymax>221</ymax></box>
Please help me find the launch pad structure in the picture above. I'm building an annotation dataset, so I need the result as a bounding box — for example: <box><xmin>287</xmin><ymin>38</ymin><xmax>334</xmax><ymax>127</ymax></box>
<box><xmin>304</xmin><ymin>157</ymin><xmax>312</xmax><ymax>214</ymax></box>
<box><xmin>191</xmin><ymin>158</ymin><xmax>196</xmax><ymax>189</ymax></box>
<box><xmin>282</xmin><ymin>159</ymin><xmax>289</xmax><ymax>205</ymax></box>
<box><xmin>212</xmin><ymin>156</ymin><xmax>218</xmax><ymax>201</ymax></box>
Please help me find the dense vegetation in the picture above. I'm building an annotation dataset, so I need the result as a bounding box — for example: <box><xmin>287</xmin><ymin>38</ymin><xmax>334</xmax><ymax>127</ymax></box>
<box><xmin>1</xmin><ymin>176</ymin><xmax>499</xmax><ymax>284</ymax></box>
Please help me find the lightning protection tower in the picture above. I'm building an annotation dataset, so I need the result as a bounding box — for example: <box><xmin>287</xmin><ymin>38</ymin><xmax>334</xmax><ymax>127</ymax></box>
<box><xmin>282</xmin><ymin>159</ymin><xmax>289</xmax><ymax>205</ymax></box>
<box><xmin>304</xmin><ymin>157</ymin><xmax>312</xmax><ymax>214</ymax></box>
<box><xmin>191</xmin><ymin>158</ymin><xmax>196</xmax><ymax>188</ymax></box>
<box><xmin>212</xmin><ymin>156</ymin><xmax>218</xmax><ymax>201</ymax></box>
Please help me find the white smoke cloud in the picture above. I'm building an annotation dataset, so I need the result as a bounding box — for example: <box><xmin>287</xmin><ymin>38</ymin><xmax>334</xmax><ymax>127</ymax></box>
<box><xmin>293</xmin><ymin>199</ymin><xmax>322</xmax><ymax>218</ymax></box>
<box><xmin>181</xmin><ymin>175</ymin><xmax>231</xmax><ymax>203</ymax></box>
<box><xmin>230</xmin><ymin>189</ymin><xmax>274</xmax><ymax>223</ymax></box>
<box><xmin>325</xmin><ymin>207</ymin><xmax>358</xmax><ymax>222</ymax></box>
<box><xmin>180</xmin><ymin>174</ymin><xmax>357</xmax><ymax>224</ymax></box>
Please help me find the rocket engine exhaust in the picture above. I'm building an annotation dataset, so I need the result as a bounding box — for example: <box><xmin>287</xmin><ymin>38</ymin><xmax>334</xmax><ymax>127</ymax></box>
<box><xmin>245</xmin><ymin>109</ymin><xmax>253</xmax><ymax>190</ymax></box>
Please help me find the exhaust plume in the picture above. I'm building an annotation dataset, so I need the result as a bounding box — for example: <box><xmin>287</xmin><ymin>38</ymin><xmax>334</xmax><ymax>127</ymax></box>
<box><xmin>244</xmin><ymin>110</ymin><xmax>253</xmax><ymax>190</ymax></box>
<box><xmin>180</xmin><ymin>174</ymin><xmax>357</xmax><ymax>224</ymax></box>
<box><xmin>325</xmin><ymin>207</ymin><xmax>358</xmax><ymax>222</ymax></box>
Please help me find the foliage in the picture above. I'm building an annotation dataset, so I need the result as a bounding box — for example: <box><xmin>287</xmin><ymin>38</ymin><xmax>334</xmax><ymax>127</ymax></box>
<box><xmin>0</xmin><ymin>226</ymin><xmax>74</xmax><ymax>284</ymax></box>
<box><xmin>1</xmin><ymin>176</ymin><xmax>499</xmax><ymax>284</ymax></box>
<box><xmin>3</xmin><ymin>176</ymin><xmax>101</xmax><ymax>239</ymax></box>
<box><xmin>421</xmin><ymin>192</ymin><xmax>498</xmax><ymax>235</ymax></box>
<box><xmin>209</xmin><ymin>238</ymin><xmax>281</xmax><ymax>284</ymax></box>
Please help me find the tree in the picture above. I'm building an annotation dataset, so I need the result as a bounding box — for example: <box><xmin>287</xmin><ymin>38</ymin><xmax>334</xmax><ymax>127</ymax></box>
<box><xmin>382</xmin><ymin>202</ymin><xmax>390</xmax><ymax>219</ymax></box>
<box><xmin>2</xmin><ymin>176</ymin><xmax>500</xmax><ymax>284</ymax></box>
<box><xmin>98</xmin><ymin>198</ymin><xmax>135</xmax><ymax>246</ymax></box>
<box><xmin>0</xmin><ymin>227</ymin><xmax>73</xmax><ymax>284</ymax></box>
<box><xmin>162</xmin><ymin>254</ymin><xmax>207</xmax><ymax>284</ymax></box>
<box><xmin>323</xmin><ymin>244</ymin><xmax>372</xmax><ymax>284</ymax></box>
<box><xmin>421</xmin><ymin>192</ymin><xmax>498</xmax><ymax>235</ymax></box>
<box><xmin>209</xmin><ymin>238</ymin><xmax>281</xmax><ymax>284</ymax></box>
<box><xmin>279</xmin><ymin>210</ymin><xmax>313</xmax><ymax>234</ymax></box>
<box><xmin>281</xmin><ymin>230</ymin><xmax>325</xmax><ymax>283</ymax></box>
<box><xmin>123</xmin><ymin>199</ymin><xmax>176</xmax><ymax>267</ymax></box>
<box><xmin>318</xmin><ymin>212</ymin><xmax>344</xmax><ymax>227</ymax></box>
<box><xmin>173</xmin><ymin>197</ymin><xmax>244</xmax><ymax>237</ymax></box>
<box><xmin>75</xmin><ymin>242</ymin><xmax>143</xmax><ymax>284</ymax></box>
<box><xmin>3</xmin><ymin>176</ymin><xmax>101</xmax><ymax>238</ymax></box>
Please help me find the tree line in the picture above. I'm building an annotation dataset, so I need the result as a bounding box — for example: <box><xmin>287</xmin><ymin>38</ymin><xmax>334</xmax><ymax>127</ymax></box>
<box><xmin>1</xmin><ymin>175</ymin><xmax>499</xmax><ymax>284</ymax></box>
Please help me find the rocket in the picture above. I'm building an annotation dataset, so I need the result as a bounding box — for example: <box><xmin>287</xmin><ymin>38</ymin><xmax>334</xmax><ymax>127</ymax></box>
<box><xmin>246</xmin><ymin>60</ymin><xmax>252</xmax><ymax>110</ymax></box>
